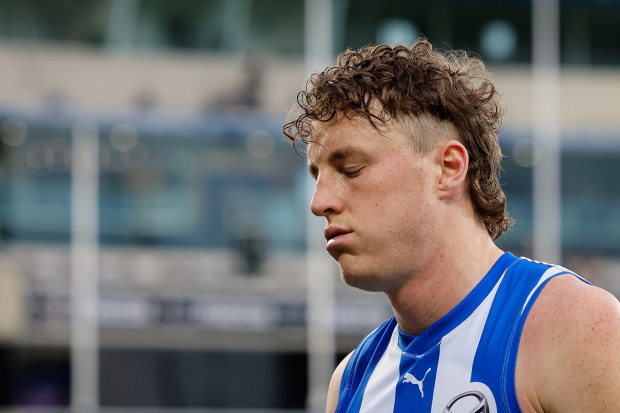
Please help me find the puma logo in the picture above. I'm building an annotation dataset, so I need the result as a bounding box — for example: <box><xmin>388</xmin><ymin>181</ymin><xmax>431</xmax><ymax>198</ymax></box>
<box><xmin>403</xmin><ymin>368</ymin><xmax>432</xmax><ymax>398</ymax></box>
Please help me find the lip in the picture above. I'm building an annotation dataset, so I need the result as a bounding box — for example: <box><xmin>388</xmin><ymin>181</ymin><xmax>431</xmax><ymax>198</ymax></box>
<box><xmin>324</xmin><ymin>226</ymin><xmax>352</xmax><ymax>249</ymax></box>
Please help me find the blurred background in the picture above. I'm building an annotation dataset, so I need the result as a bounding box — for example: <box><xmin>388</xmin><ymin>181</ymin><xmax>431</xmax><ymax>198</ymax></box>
<box><xmin>0</xmin><ymin>0</ymin><xmax>618</xmax><ymax>412</ymax></box>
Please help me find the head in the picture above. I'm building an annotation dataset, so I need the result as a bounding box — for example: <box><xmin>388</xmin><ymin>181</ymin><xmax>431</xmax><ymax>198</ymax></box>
<box><xmin>283</xmin><ymin>39</ymin><xmax>512</xmax><ymax>240</ymax></box>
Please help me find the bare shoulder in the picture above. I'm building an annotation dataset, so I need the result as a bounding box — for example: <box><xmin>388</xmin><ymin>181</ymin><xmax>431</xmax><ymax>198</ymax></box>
<box><xmin>326</xmin><ymin>351</ymin><xmax>354</xmax><ymax>413</ymax></box>
<box><xmin>517</xmin><ymin>273</ymin><xmax>620</xmax><ymax>412</ymax></box>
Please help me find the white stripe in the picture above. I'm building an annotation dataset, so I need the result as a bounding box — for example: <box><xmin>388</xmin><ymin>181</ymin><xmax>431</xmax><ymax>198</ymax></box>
<box><xmin>430</xmin><ymin>274</ymin><xmax>504</xmax><ymax>413</ymax></box>
<box><xmin>521</xmin><ymin>266</ymin><xmax>565</xmax><ymax>313</ymax></box>
<box><xmin>359</xmin><ymin>327</ymin><xmax>401</xmax><ymax>413</ymax></box>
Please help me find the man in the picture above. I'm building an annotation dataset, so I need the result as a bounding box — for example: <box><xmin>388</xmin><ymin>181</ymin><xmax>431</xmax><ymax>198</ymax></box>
<box><xmin>282</xmin><ymin>40</ymin><xmax>620</xmax><ymax>412</ymax></box>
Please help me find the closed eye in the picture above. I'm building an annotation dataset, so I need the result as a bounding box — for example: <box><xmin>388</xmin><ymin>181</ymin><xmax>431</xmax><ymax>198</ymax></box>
<box><xmin>342</xmin><ymin>167</ymin><xmax>364</xmax><ymax>178</ymax></box>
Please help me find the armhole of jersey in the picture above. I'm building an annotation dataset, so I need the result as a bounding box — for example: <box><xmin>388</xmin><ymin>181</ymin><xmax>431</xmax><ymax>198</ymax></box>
<box><xmin>503</xmin><ymin>271</ymin><xmax>590</xmax><ymax>412</ymax></box>
<box><xmin>336</xmin><ymin>345</ymin><xmax>361</xmax><ymax>412</ymax></box>
<box><xmin>336</xmin><ymin>324</ymin><xmax>384</xmax><ymax>413</ymax></box>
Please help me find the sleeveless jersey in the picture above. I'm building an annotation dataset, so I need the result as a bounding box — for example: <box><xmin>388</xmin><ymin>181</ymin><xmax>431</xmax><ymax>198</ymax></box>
<box><xmin>336</xmin><ymin>252</ymin><xmax>588</xmax><ymax>413</ymax></box>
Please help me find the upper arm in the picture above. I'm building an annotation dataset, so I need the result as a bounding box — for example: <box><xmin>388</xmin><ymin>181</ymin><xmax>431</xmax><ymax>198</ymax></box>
<box><xmin>518</xmin><ymin>275</ymin><xmax>620</xmax><ymax>413</ymax></box>
<box><xmin>326</xmin><ymin>352</ymin><xmax>353</xmax><ymax>413</ymax></box>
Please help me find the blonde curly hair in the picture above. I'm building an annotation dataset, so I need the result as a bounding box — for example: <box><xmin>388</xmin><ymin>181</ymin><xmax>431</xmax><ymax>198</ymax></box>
<box><xmin>283</xmin><ymin>39</ymin><xmax>512</xmax><ymax>240</ymax></box>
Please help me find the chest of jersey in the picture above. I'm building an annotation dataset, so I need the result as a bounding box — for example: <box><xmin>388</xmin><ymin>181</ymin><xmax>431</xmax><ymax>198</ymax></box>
<box><xmin>336</xmin><ymin>253</ymin><xmax>583</xmax><ymax>413</ymax></box>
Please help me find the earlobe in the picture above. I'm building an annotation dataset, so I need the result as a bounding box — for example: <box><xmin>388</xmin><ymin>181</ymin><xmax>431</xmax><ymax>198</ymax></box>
<box><xmin>436</xmin><ymin>140</ymin><xmax>469</xmax><ymax>199</ymax></box>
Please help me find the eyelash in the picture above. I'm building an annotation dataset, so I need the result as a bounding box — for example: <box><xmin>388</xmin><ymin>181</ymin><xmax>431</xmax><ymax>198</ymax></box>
<box><xmin>343</xmin><ymin>168</ymin><xmax>363</xmax><ymax>178</ymax></box>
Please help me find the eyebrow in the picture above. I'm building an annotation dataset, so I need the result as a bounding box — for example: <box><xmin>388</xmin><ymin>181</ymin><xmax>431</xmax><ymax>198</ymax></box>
<box><xmin>307</xmin><ymin>147</ymin><xmax>366</xmax><ymax>179</ymax></box>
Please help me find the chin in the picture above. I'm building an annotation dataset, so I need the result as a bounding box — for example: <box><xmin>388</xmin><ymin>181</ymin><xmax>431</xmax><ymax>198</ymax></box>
<box><xmin>340</xmin><ymin>267</ymin><xmax>387</xmax><ymax>292</ymax></box>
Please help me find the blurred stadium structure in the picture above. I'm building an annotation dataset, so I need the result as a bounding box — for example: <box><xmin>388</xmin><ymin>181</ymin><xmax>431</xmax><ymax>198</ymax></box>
<box><xmin>0</xmin><ymin>0</ymin><xmax>619</xmax><ymax>411</ymax></box>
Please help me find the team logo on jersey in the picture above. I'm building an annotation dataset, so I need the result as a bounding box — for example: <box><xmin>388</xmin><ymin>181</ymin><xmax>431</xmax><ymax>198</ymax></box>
<box><xmin>402</xmin><ymin>367</ymin><xmax>432</xmax><ymax>398</ymax></box>
<box><xmin>442</xmin><ymin>390</ymin><xmax>489</xmax><ymax>413</ymax></box>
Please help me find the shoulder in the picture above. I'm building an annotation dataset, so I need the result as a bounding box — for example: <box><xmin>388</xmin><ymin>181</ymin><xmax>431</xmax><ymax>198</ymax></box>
<box><xmin>326</xmin><ymin>352</ymin><xmax>353</xmax><ymax>413</ymax></box>
<box><xmin>517</xmin><ymin>273</ymin><xmax>620</xmax><ymax>412</ymax></box>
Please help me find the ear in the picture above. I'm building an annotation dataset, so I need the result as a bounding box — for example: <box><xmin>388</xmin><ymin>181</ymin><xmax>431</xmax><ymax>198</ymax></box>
<box><xmin>434</xmin><ymin>140</ymin><xmax>469</xmax><ymax>200</ymax></box>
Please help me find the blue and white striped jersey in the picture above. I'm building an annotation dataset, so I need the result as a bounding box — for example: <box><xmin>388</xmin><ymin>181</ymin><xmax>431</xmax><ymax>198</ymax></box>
<box><xmin>336</xmin><ymin>252</ymin><xmax>587</xmax><ymax>413</ymax></box>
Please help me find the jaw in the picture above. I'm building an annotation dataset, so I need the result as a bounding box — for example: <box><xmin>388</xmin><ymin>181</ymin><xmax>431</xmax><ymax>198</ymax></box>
<box><xmin>337</xmin><ymin>253</ymin><xmax>413</xmax><ymax>293</ymax></box>
<box><xmin>340</xmin><ymin>268</ymin><xmax>388</xmax><ymax>292</ymax></box>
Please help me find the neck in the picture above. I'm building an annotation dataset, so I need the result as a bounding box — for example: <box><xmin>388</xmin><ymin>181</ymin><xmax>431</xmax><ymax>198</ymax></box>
<box><xmin>387</xmin><ymin>227</ymin><xmax>504</xmax><ymax>336</ymax></box>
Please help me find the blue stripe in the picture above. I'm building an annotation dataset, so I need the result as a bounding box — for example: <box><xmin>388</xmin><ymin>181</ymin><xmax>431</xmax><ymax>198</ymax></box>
<box><xmin>471</xmin><ymin>258</ymin><xmax>551</xmax><ymax>412</ymax></box>
<box><xmin>502</xmin><ymin>270</ymin><xmax>589</xmax><ymax>412</ymax></box>
<box><xmin>470</xmin><ymin>258</ymin><xmax>590</xmax><ymax>412</ymax></box>
<box><xmin>393</xmin><ymin>346</ymin><xmax>439</xmax><ymax>412</ymax></box>
<box><xmin>404</xmin><ymin>252</ymin><xmax>519</xmax><ymax>356</ymax></box>
<box><xmin>337</xmin><ymin>317</ymin><xmax>397</xmax><ymax>413</ymax></box>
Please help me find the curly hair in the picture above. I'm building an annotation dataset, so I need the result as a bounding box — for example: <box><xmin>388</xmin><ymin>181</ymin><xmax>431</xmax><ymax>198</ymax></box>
<box><xmin>282</xmin><ymin>39</ymin><xmax>513</xmax><ymax>240</ymax></box>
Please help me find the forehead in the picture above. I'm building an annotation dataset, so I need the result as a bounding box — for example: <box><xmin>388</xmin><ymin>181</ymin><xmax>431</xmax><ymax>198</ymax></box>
<box><xmin>306</xmin><ymin>116</ymin><xmax>395</xmax><ymax>163</ymax></box>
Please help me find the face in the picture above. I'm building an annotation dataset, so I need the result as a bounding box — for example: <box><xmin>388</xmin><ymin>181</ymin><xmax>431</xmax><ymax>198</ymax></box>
<box><xmin>307</xmin><ymin>116</ymin><xmax>444</xmax><ymax>292</ymax></box>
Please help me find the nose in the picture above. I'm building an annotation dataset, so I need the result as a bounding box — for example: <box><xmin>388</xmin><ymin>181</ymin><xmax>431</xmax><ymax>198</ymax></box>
<box><xmin>310</xmin><ymin>176</ymin><xmax>343</xmax><ymax>217</ymax></box>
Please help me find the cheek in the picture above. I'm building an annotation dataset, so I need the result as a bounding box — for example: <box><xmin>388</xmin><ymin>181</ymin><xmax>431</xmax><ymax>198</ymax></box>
<box><xmin>382</xmin><ymin>179</ymin><xmax>437</xmax><ymax>235</ymax></box>
<box><xmin>356</xmin><ymin>156</ymin><xmax>436</xmax><ymax>233</ymax></box>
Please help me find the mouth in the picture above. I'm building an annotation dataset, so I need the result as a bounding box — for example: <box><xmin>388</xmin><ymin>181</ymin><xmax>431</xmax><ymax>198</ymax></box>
<box><xmin>324</xmin><ymin>226</ymin><xmax>352</xmax><ymax>246</ymax></box>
